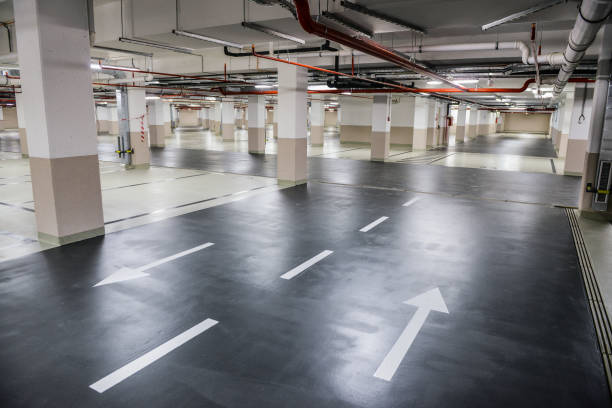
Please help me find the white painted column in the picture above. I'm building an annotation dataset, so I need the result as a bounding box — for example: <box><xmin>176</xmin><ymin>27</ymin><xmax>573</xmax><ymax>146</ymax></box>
<box><xmin>557</xmin><ymin>88</ymin><xmax>575</xmax><ymax>158</ymax></box>
<box><xmin>390</xmin><ymin>96</ymin><xmax>415</xmax><ymax>146</ymax></box>
<box><xmin>467</xmin><ymin>105</ymin><xmax>478</xmax><ymax>138</ymax></box>
<box><xmin>162</xmin><ymin>101</ymin><xmax>171</xmax><ymax>136</ymax></box>
<box><xmin>15</xmin><ymin>92</ymin><xmax>28</xmax><ymax>157</ymax></box>
<box><xmin>200</xmin><ymin>106</ymin><xmax>210</xmax><ymax>129</ymax></box>
<box><xmin>109</xmin><ymin>107</ymin><xmax>119</xmax><ymax>135</ymax></box>
<box><xmin>455</xmin><ymin>103</ymin><xmax>467</xmax><ymax>143</ymax></box>
<box><xmin>371</xmin><ymin>94</ymin><xmax>392</xmax><ymax>161</ymax></box>
<box><xmin>127</xmin><ymin>89</ymin><xmax>149</xmax><ymax>166</ymax></box>
<box><xmin>309</xmin><ymin>99</ymin><xmax>325</xmax><ymax>146</ymax></box>
<box><xmin>277</xmin><ymin>62</ymin><xmax>307</xmax><ymax>185</ymax></box>
<box><xmin>221</xmin><ymin>101</ymin><xmax>235</xmax><ymax>141</ymax></box>
<box><xmin>564</xmin><ymin>84</ymin><xmax>593</xmax><ymax>175</ymax></box>
<box><xmin>339</xmin><ymin>95</ymin><xmax>372</xmax><ymax>143</ymax></box>
<box><xmin>412</xmin><ymin>96</ymin><xmax>430</xmax><ymax>150</ymax></box>
<box><xmin>148</xmin><ymin>99</ymin><xmax>166</xmax><ymax>147</ymax></box>
<box><xmin>14</xmin><ymin>0</ymin><xmax>104</xmax><ymax>244</ymax></box>
<box><xmin>248</xmin><ymin>95</ymin><xmax>266</xmax><ymax>153</ymax></box>
<box><xmin>426</xmin><ymin>99</ymin><xmax>436</xmax><ymax>146</ymax></box>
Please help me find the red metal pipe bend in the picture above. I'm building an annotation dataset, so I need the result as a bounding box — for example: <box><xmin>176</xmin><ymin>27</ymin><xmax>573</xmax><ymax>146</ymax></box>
<box><xmin>292</xmin><ymin>0</ymin><xmax>467</xmax><ymax>91</ymax></box>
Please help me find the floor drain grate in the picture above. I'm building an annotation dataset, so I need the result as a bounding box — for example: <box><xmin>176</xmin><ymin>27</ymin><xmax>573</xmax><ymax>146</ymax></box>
<box><xmin>566</xmin><ymin>208</ymin><xmax>612</xmax><ymax>395</ymax></box>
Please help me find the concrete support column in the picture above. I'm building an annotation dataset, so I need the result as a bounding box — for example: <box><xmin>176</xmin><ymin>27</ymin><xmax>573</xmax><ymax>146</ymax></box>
<box><xmin>109</xmin><ymin>107</ymin><xmax>119</xmax><ymax>135</ymax></box>
<box><xmin>221</xmin><ymin>101</ymin><xmax>235</xmax><ymax>141</ymax></box>
<box><xmin>15</xmin><ymin>0</ymin><xmax>104</xmax><ymax>245</ymax></box>
<box><xmin>412</xmin><ymin>96</ymin><xmax>430</xmax><ymax>150</ymax></box>
<box><xmin>557</xmin><ymin>89</ymin><xmax>575</xmax><ymax>158</ymax></box>
<box><xmin>127</xmin><ymin>89</ymin><xmax>150</xmax><ymax>167</ymax></box>
<box><xmin>426</xmin><ymin>99</ymin><xmax>436</xmax><ymax>147</ymax></box>
<box><xmin>466</xmin><ymin>106</ymin><xmax>478</xmax><ymax>138</ymax></box>
<box><xmin>15</xmin><ymin>92</ymin><xmax>28</xmax><ymax>157</ymax></box>
<box><xmin>248</xmin><ymin>95</ymin><xmax>266</xmax><ymax>153</ymax></box>
<box><xmin>339</xmin><ymin>95</ymin><xmax>372</xmax><ymax>143</ymax></box>
<box><xmin>163</xmin><ymin>102</ymin><xmax>171</xmax><ymax>136</ymax></box>
<box><xmin>96</xmin><ymin>106</ymin><xmax>110</xmax><ymax>134</ymax></box>
<box><xmin>564</xmin><ymin>84</ymin><xmax>593</xmax><ymax>175</ymax></box>
<box><xmin>309</xmin><ymin>99</ymin><xmax>325</xmax><ymax>146</ymax></box>
<box><xmin>456</xmin><ymin>103</ymin><xmax>467</xmax><ymax>143</ymax></box>
<box><xmin>277</xmin><ymin>63</ymin><xmax>307</xmax><ymax>185</ymax></box>
<box><xmin>390</xmin><ymin>96</ymin><xmax>415</xmax><ymax>146</ymax></box>
<box><xmin>200</xmin><ymin>107</ymin><xmax>210</xmax><ymax>129</ymax></box>
<box><xmin>370</xmin><ymin>94</ymin><xmax>391</xmax><ymax>161</ymax></box>
<box><xmin>273</xmin><ymin>108</ymin><xmax>278</xmax><ymax>139</ymax></box>
<box><xmin>148</xmin><ymin>99</ymin><xmax>166</xmax><ymax>147</ymax></box>
<box><xmin>579</xmin><ymin>23</ymin><xmax>612</xmax><ymax>212</ymax></box>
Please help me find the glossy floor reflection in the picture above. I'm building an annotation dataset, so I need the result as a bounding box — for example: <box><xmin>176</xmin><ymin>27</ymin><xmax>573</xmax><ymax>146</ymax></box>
<box><xmin>0</xmin><ymin>182</ymin><xmax>608</xmax><ymax>407</ymax></box>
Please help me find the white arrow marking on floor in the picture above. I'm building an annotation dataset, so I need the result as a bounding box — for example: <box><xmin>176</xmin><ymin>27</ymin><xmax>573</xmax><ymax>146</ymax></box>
<box><xmin>89</xmin><ymin>318</ymin><xmax>218</xmax><ymax>393</ymax></box>
<box><xmin>374</xmin><ymin>288</ymin><xmax>449</xmax><ymax>381</ymax></box>
<box><xmin>402</xmin><ymin>197</ymin><xmax>421</xmax><ymax>207</ymax></box>
<box><xmin>359</xmin><ymin>216</ymin><xmax>389</xmax><ymax>232</ymax></box>
<box><xmin>93</xmin><ymin>242</ymin><xmax>215</xmax><ymax>287</ymax></box>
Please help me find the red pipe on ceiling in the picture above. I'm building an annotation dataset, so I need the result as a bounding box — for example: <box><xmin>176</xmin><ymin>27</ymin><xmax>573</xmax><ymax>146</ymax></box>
<box><xmin>292</xmin><ymin>0</ymin><xmax>467</xmax><ymax>91</ymax></box>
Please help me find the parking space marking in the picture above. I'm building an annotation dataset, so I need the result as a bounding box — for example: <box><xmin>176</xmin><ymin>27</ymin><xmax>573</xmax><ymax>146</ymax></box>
<box><xmin>89</xmin><ymin>318</ymin><xmax>219</xmax><ymax>393</ymax></box>
<box><xmin>402</xmin><ymin>197</ymin><xmax>421</xmax><ymax>207</ymax></box>
<box><xmin>359</xmin><ymin>216</ymin><xmax>389</xmax><ymax>232</ymax></box>
<box><xmin>280</xmin><ymin>250</ymin><xmax>334</xmax><ymax>280</ymax></box>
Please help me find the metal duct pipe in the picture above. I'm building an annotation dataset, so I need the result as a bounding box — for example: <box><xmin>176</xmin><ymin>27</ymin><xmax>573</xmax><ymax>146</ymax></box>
<box><xmin>292</xmin><ymin>0</ymin><xmax>467</xmax><ymax>90</ymax></box>
<box><xmin>554</xmin><ymin>0</ymin><xmax>612</xmax><ymax>96</ymax></box>
<box><xmin>397</xmin><ymin>42</ymin><xmax>530</xmax><ymax>64</ymax></box>
<box><xmin>527</xmin><ymin>52</ymin><xmax>565</xmax><ymax>65</ymax></box>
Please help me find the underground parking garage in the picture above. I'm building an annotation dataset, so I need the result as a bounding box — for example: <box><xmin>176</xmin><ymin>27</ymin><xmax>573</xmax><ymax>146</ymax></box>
<box><xmin>1</xmin><ymin>0</ymin><xmax>612</xmax><ymax>406</ymax></box>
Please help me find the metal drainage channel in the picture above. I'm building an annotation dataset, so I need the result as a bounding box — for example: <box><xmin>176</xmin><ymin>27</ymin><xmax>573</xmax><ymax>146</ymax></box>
<box><xmin>566</xmin><ymin>208</ymin><xmax>612</xmax><ymax>395</ymax></box>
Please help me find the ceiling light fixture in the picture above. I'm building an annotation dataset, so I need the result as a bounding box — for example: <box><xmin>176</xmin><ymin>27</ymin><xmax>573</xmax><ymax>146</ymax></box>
<box><xmin>145</xmin><ymin>96</ymin><xmax>160</xmax><ymax>100</ymax></box>
<box><xmin>119</xmin><ymin>37</ymin><xmax>196</xmax><ymax>55</ymax></box>
<box><xmin>172</xmin><ymin>29</ymin><xmax>243</xmax><ymax>49</ymax></box>
<box><xmin>453</xmin><ymin>79</ymin><xmax>478</xmax><ymax>84</ymax></box>
<box><xmin>241</xmin><ymin>22</ymin><xmax>306</xmax><ymax>45</ymax></box>
<box><xmin>426</xmin><ymin>81</ymin><xmax>442</xmax><ymax>85</ymax></box>
<box><xmin>308</xmin><ymin>84</ymin><xmax>337</xmax><ymax>90</ymax></box>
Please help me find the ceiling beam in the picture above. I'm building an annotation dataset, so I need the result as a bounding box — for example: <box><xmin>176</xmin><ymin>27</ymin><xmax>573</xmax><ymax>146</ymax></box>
<box><xmin>482</xmin><ymin>0</ymin><xmax>566</xmax><ymax>31</ymax></box>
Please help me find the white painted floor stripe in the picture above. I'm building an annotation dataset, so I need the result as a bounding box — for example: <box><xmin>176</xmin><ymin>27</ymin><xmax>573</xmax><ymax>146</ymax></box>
<box><xmin>359</xmin><ymin>216</ymin><xmax>389</xmax><ymax>232</ymax></box>
<box><xmin>402</xmin><ymin>197</ymin><xmax>421</xmax><ymax>207</ymax></box>
<box><xmin>138</xmin><ymin>242</ymin><xmax>215</xmax><ymax>272</ymax></box>
<box><xmin>89</xmin><ymin>318</ymin><xmax>218</xmax><ymax>393</ymax></box>
<box><xmin>280</xmin><ymin>250</ymin><xmax>334</xmax><ymax>280</ymax></box>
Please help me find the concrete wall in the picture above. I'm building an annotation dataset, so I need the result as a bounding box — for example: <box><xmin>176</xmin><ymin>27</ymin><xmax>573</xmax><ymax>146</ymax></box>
<box><xmin>178</xmin><ymin>109</ymin><xmax>200</xmax><ymax>127</ymax></box>
<box><xmin>324</xmin><ymin>110</ymin><xmax>338</xmax><ymax>127</ymax></box>
<box><xmin>502</xmin><ymin>112</ymin><xmax>551</xmax><ymax>134</ymax></box>
<box><xmin>0</xmin><ymin>107</ymin><xmax>18</xmax><ymax>129</ymax></box>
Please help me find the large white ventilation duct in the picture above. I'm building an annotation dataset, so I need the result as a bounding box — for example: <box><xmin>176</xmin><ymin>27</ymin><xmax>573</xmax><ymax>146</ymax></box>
<box><xmin>553</xmin><ymin>0</ymin><xmax>612</xmax><ymax>96</ymax></box>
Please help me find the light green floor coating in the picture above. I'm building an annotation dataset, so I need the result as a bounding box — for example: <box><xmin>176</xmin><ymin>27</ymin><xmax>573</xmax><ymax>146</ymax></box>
<box><xmin>114</xmin><ymin>128</ymin><xmax>564</xmax><ymax>176</ymax></box>
<box><xmin>0</xmin><ymin>157</ymin><xmax>279</xmax><ymax>263</ymax></box>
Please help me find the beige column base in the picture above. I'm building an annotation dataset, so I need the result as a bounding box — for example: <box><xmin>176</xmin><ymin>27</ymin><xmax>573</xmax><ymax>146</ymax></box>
<box><xmin>310</xmin><ymin>125</ymin><xmax>324</xmax><ymax>146</ymax></box>
<box><xmin>455</xmin><ymin>125</ymin><xmax>465</xmax><ymax>143</ymax></box>
<box><xmin>426</xmin><ymin>127</ymin><xmax>434</xmax><ymax>147</ymax></box>
<box><xmin>340</xmin><ymin>124</ymin><xmax>371</xmax><ymax>144</ymax></box>
<box><xmin>108</xmin><ymin>121</ymin><xmax>119</xmax><ymax>135</ymax></box>
<box><xmin>413</xmin><ymin>128</ymin><xmax>427</xmax><ymax>150</ymax></box>
<box><xmin>467</xmin><ymin>125</ymin><xmax>477</xmax><ymax>139</ymax></box>
<box><xmin>371</xmin><ymin>131</ymin><xmax>390</xmax><ymax>161</ymax></box>
<box><xmin>30</xmin><ymin>155</ymin><xmax>105</xmax><ymax>245</ymax></box>
<box><xmin>277</xmin><ymin>138</ymin><xmax>307</xmax><ymax>185</ymax></box>
<box><xmin>390</xmin><ymin>126</ymin><xmax>413</xmax><ymax>146</ymax></box>
<box><xmin>222</xmin><ymin>123</ymin><xmax>235</xmax><ymax>141</ymax></box>
<box><xmin>129</xmin><ymin>130</ymin><xmax>150</xmax><ymax>167</ymax></box>
<box><xmin>164</xmin><ymin>121</ymin><xmax>172</xmax><ymax>137</ymax></box>
<box><xmin>18</xmin><ymin>128</ymin><xmax>28</xmax><ymax>157</ymax></box>
<box><xmin>149</xmin><ymin>124</ymin><xmax>166</xmax><ymax>147</ymax></box>
<box><xmin>273</xmin><ymin>123</ymin><xmax>278</xmax><ymax>139</ymax></box>
<box><xmin>97</xmin><ymin>120</ymin><xmax>110</xmax><ymax>134</ymax></box>
<box><xmin>248</xmin><ymin>127</ymin><xmax>266</xmax><ymax>153</ymax></box>
<box><xmin>558</xmin><ymin>133</ymin><xmax>569</xmax><ymax>158</ymax></box>
<box><xmin>579</xmin><ymin>151</ymin><xmax>599</xmax><ymax>210</ymax></box>
<box><xmin>563</xmin><ymin>139</ymin><xmax>587</xmax><ymax>175</ymax></box>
